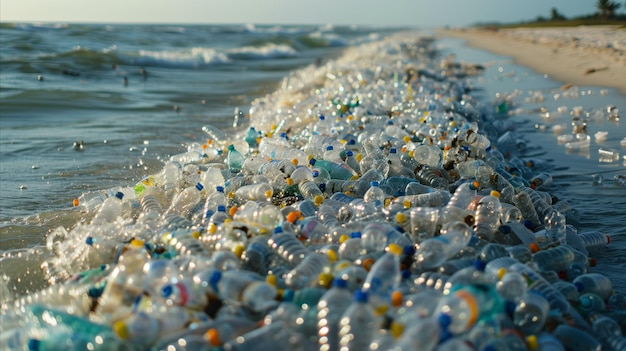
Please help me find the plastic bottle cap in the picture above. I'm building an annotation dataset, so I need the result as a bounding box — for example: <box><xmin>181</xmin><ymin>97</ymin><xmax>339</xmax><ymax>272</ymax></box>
<box><xmin>490</xmin><ymin>190</ymin><xmax>501</xmax><ymax>198</ymax></box>
<box><xmin>525</xmin><ymin>335</ymin><xmax>539</xmax><ymax>351</ymax></box>
<box><xmin>497</xmin><ymin>268</ymin><xmax>507</xmax><ymax>281</ymax></box>
<box><xmin>402</xmin><ymin>200</ymin><xmax>411</xmax><ymax>208</ymax></box>
<box><xmin>264</xmin><ymin>190</ymin><xmax>273</xmax><ymax>198</ymax></box>
<box><xmin>351</xmin><ymin>231</ymin><xmax>362</xmax><ymax>238</ymax></box>
<box><xmin>286</xmin><ymin>211</ymin><xmax>299</xmax><ymax>223</ymax></box>
<box><xmin>285</xmin><ymin>177</ymin><xmax>294</xmax><ymax>186</ymax></box>
<box><xmin>73</xmin><ymin>198</ymin><xmax>79</xmax><ymax>207</ymax></box>
<box><xmin>28</xmin><ymin>339</ymin><xmax>41</xmax><ymax>351</ymax></box>
<box><xmin>217</xmin><ymin>205</ymin><xmax>226</xmax><ymax>212</ymax></box>
<box><xmin>318</xmin><ymin>273</ymin><xmax>334</xmax><ymax>288</ymax></box>
<box><xmin>130</xmin><ymin>239</ymin><xmax>145</xmax><ymax>248</ymax></box>
<box><xmin>208</xmin><ymin>223</ymin><xmax>217</xmax><ymax>234</ymax></box>
<box><xmin>266</xmin><ymin>274</ymin><xmax>277</xmax><ymax>287</ymax></box>
<box><xmin>355</xmin><ymin>153</ymin><xmax>363</xmax><ymax>162</ymax></box>
<box><xmin>291</xmin><ymin>158</ymin><xmax>298</xmax><ymax>165</ymax></box>
<box><xmin>390</xmin><ymin>148</ymin><xmax>397</xmax><ymax>154</ymax></box>
<box><xmin>326</xmin><ymin>249</ymin><xmax>337</xmax><ymax>263</ymax></box>
<box><xmin>529</xmin><ymin>243</ymin><xmax>540</xmax><ymax>253</ymax></box>
<box><xmin>391</xmin><ymin>291</ymin><xmax>403</xmax><ymax>307</ymax></box>
<box><xmin>387</xmin><ymin>243</ymin><xmax>403</xmax><ymax>256</ymax></box>
<box><xmin>470</xmin><ymin>181</ymin><xmax>479</xmax><ymax>190</ymax></box>
<box><xmin>326</xmin><ymin>145</ymin><xmax>333</xmax><ymax>151</ymax></box>
<box><xmin>85</xmin><ymin>236</ymin><xmax>95</xmax><ymax>246</ymax></box>
<box><xmin>395</xmin><ymin>213</ymin><xmax>408</xmax><ymax>223</ymax></box>
<box><xmin>113</xmin><ymin>321</ymin><xmax>129</xmax><ymax>339</ymax></box>
<box><xmin>309</xmin><ymin>158</ymin><xmax>317</xmax><ymax>166</ymax></box>
<box><xmin>206</xmin><ymin>328</ymin><xmax>222</xmax><ymax>346</ymax></box>
<box><xmin>390</xmin><ymin>322</ymin><xmax>405</xmax><ymax>339</ymax></box>
<box><xmin>195</xmin><ymin>183</ymin><xmax>204</xmax><ymax>191</ymax></box>
<box><xmin>339</xmin><ymin>234</ymin><xmax>350</xmax><ymax>244</ymax></box>
<box><xmin>233</xmin><ymin>244</ymin><xmax>245</xmax><ymax>258</ymax></box>
<box><xmin>192</xmin><ymin>231</ymin><xmax>201</xmax><ymax>239</ymax></box>
<box><xmin>314</xmin><ymin>195</ymin><xmax>324</xmax><ymax>206</ymax></box>
<box><xmin>361</xmin><ymin>258</ymin><xmax>375</xmax><ymax>271</ymax></box>
<box><xmin>370</xmin><ymin>181</ymin><xmax>379</xmax><ymax>187</ymax></box>
<box><xmin>332</xmin><ymin>278</ymin><xmax>348</xmax><ymax>288</ymax></box>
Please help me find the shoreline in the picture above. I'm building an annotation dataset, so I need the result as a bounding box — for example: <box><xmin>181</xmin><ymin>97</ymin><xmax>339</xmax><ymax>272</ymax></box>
<box><xmin>439</xmin><ymin>27</ymin><xmax>626</xmax><ymax>95</ymax></box>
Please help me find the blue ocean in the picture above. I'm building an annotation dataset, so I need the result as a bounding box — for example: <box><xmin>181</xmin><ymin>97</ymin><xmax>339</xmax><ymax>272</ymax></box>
<box><xmin>1</xmin><ymin>22</ymin><xmax>625</xmax><ymax>350</ymax></box>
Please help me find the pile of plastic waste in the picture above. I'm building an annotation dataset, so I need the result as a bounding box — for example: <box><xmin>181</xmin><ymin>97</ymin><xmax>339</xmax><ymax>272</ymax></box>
<box><xmin>1</xmin><ymin>32</ymin><xmax>624</xmax><ymax>351</ymax></box>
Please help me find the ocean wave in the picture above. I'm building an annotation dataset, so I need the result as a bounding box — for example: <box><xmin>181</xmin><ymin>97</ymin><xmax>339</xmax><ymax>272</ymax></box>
<box><xmin>306</xmin><ymin>31</ymin><xmax>350</xmax><ymax>47</ymax></box>
<box><xmin>128</xmin><ymin>47</ymin><xmax>231</xmax><ymax>68</ymax></box>
<box><xmin>227</xmin><ymin>43</ymin><xmax>298</xmax><ymax>60</ymax></box>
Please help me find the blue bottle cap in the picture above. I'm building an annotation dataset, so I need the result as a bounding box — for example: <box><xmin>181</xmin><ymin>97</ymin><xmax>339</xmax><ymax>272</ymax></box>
<box><xmin>318</xmin><ymin>183</ymin><xmax>326</xmax><ymax>192</ymax></box>
<box><xmin>473</xmin><ymin>259</ymin><xmax>486</xmax><ymax>271</ymax></box>
<box><xmin>326</xmin><ymin>145</ymin><xmax>333</xmax><ymax>151</ymax></box>
<box><xmin>401</xmin><ymin>269</ymin><xmax>412</xmax><ymax>280</ymax></box>
<box><xmin>115</xmin><ymin>191</ymin><xmax>124</xmax><ymax>200</ymax></box>
<box><xmin>210</xmin><ymin>271</ymin><xmax>222</xmax><ymax>291</ymax></box>
<box><xmin>351</xmin><ymin>231</ymin><xmax>362</xmax><ymax>238</ymax></box>
<box><xmin>85</xmin><ymin>236</ymin><xmax>95</xmax><ymax>246</ymax></box>
<box><xmin>217</xmin><ymin>205</ymin><xmax>226</xmax><ymax>212</ymax></box>
<box><xmin>216</xmin><ymin>186</ymin><xmax>225</xmax><ymax>193</ymax></box>
<box><xmin>389</xmin><ymin>147</ymin><xmax>397</xmax><ymax>154</ymax></box>
<box><xmin>438</xmin><ymin>313</ymin><xmax>452</xmax><ymax>329</ymax></box>
<box><xmin>161</xmin><ymin>285</ymin><xmax>174</xmax><ymax>298</ymax></box>
<box><xmin>195</xmin><ymin>183</ymin><xmax>204</xmax><ymax>191</ymax></box>
<box><xmin>403</xmin><ymin>245</ymin><xmax>416</xmax><ymax>256</ymax></box>
<box><xmin>348</xmin><ymin>139</ymin><xmax>356</xmax><ymax>145</ymax></box>
<box><xmin>28</xmin><ymin>339</ymin><xmax>41</xmax><ymax>351</ymax></box>
<box><xmin>346</xmin><ymin>150</ymin><xmax>353</xmax><ymax>156</ymax></box>
<box><xmin>332</xmin><ymin>278</ymin><xmax>348</xmax><ymax>289</ymax></box>
<box><xmin>312</xmin><ymin>170</ymin><xmax>320</xmax><ymax>177</ymax></box>
<box><xmin>88</xmin><ymin>286</ymin><xmax>104</xmax><ymax>298</ymax></box>
<box><xmin>574</xmin><ymin>282</ymin><xmax>584</xmax><ymax>292</ymax></box>
<box><xmin>282</xmin><ymin>289</ymin><xmax>295</xmax><ymax>302</ymax></box>
<box><xmin>370</xmin><ymin>181</ymin><xmax>379</xmax><ymax>187</ymax></box>
<box><xmin>309</xmin><ymin>158</ymin><xmax>317</xmax><ymax>166</ymax></box>
<box><xmin>274</xmin><ymin>226</ymin><xmax>283</xmax><ymax>234</ymax></box>
<box><xmin>280</xmin><ymin>133</ymin><xmax>287</xmax><ymax>138</ymax></box>
<box><xmin>319</xmin><ymin>115</ymin><xmax>325</xmax><ymax>121</ymax></box>
<box><xmin>354</xmin><ymin>289</ymin><xmax>368</xmax><ymax>302</ymax></box>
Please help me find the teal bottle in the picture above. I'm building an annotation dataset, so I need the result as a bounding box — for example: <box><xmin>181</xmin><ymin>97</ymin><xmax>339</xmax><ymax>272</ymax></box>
<box><xmin>227</xmin><ymin>144</ymin><xmax>244</xmax><ymax>173</ymax></box>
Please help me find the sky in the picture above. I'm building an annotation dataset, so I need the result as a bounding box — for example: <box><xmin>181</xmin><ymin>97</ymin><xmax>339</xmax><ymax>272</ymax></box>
<box><xmin>0</xmin><ymin>0</ymin><xmax>609</xmax><ymax>28</ymax></box>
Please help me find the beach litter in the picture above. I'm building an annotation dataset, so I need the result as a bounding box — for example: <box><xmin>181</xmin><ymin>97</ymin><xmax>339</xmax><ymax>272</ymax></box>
<box><xmin>1</xmin><ymin>32</ymin><xmax>624</xmax><ymax>351</ymax></box>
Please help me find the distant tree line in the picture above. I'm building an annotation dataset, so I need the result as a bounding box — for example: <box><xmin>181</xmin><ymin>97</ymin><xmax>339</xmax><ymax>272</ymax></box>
<box><xmin>531</xmin><ymin>1</ymin><xmax>625</xmax><ymax>23</ymax></box>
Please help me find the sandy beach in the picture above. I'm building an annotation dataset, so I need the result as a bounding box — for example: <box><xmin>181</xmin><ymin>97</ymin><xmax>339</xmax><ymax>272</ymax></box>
<box><xmin>440</xmin><ymin>26</ymin><xmax>626</xmax><ymax>95</ymax></box>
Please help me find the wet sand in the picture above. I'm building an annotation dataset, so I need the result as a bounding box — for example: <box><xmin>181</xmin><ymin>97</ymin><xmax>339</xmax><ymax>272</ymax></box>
<box><xmin>439</xmin><ymin>26</ymin><xmax>626</xmax><ymax>95</ymax></box>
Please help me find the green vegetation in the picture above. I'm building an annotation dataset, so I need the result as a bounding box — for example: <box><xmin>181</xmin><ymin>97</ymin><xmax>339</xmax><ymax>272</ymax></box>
<box><xmin>474</xmin><ymin>1</ymin><xmax>626</xmax><ymax>28</ymax></box>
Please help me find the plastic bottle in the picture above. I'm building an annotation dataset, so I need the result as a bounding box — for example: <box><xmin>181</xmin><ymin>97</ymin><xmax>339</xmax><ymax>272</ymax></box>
<box><xmin>227</xmin><ymin>144</ymin><xmax>244</xmax><ymax>173</ymax></box>
<box><xmin>363</xmin><ymin>181</ymin><xmax>387</xmax><ymax>208</ymax></box>
<box><xmin>317</xmin><ymin>278</ymin><xmax>353</xmax><ymax>351</ymax></box>
<box><xmin>91</xmin><ymin>191</ymin><xmax>125</xmax><ymax>225</ymax></box>
<box><xmin>436</xmin><ymin>284</ymin><xmax>503</xmax><ymax>335</ymax></box>
<box><xmin>578</xmin><ymin>231</ymin><xmax>611</xmax><ymax>251</ymax></box>
<box><xmin>113</xmin><ymin>310</ymin><xmax>161</xmax><ymax>348</ymax></box>
<box><xmin>506</xmin><ymin>263</ymin><xmax>570</xmax><ymax>313</ymax></box>
<box><xmin>513</xmin><ymin>290</ymin><xmax>550</xmax><ymax>335</ymax></box>
<box><xmin>362</xmin><ymin>243</ymin><xmax>402</xmax><ymax>312</ymax></box>
<box><xmin>223</xmin><ymin>320</ymin><xmax>305</xmax><ymax>351</ymax></box>
<box><xmin>298</xmin><ymin>180</ymin><xmax>325</xmax><ymax>205</ymax></box>
<box><xmin>545</xmin><ymin>211</ymin><xmax>567</xmax><ymax>245</ymax></box>
<box><xmin>285</xmin><ymin>252</ymin><xmax>330</xmax><ymax>289</ymax></box>
<box><xmin>27</xmin><ymin>329</ymin><xmax>131</xmax><ymax>351</ymax></box>
<box><xmin>440</xmin><ymin>181</ymin><xmax>478</xmax><ymax>224</ymax></box>
<box><xmin>338</xmin><ymin>290</ymin><xmax>378</xmax><ymax>351</ymax></box>
<box><xmin>268</xmin><ymin>231</ymin><xmax>310</xmax><ymax>266</ymax></box>
<box><xmin>165</xmin><ymin>183</ymin><xmax>205</xmax><ymax>217</ymax></box>
<box><xmin>391</xmin><ymin>316</ymin><xmax>442</xmax><ymax>351</ymax></box>
<box><xmin>234</xmin><ymin>182</ymin><xmax>273</xmax><ymax>203</ymax></box>
<box><xmin>531</xmin><ymin>245</ymin><xmax>575</xmax><ymax>273</ymax></box>
<box><xmin>309</xmin><ymin>158</ymin><xmax>357</xmax><ymax>180</ymax></box>
<box><xmin>213</xmin><ymin>270</ymin><xmax>278</xmax><ymax>313</ymax></box>
<box><xmin>530</xmin><ymin>172</ymin><xmax>553</xmax><ymax>190</ymax></box>
<box><xmin>473</xmin><ymin>190</ymin><xmax>502</xmax><ymax>241</ymax></box>
<box><xmin>552</xmin><ymin>324</ymin><xmax>601</xmax><ymax>351</ymax></box>
<box><xmin>161</xmin><ymin>278</ymin><xmax>208</xmax><ymax>311</ymax></box>
<box><xmin>416</xmin><ymin>165</ymin><xmax>449</xmax><ymax>189</ymax></box>
<box><xmin>232</xmin><ymin>201</ymin><xmax>283</xmax><ymax>232</ymax></box>
<box><xmin>413</xmin><ymin>221</ymin><xmax>472</xmax><ymax>270</ymax></box>
<box><xmin>573</xmin><ymin>273</ymin><xmax>613</xmax><ymax>301</ymax></box>
<box><xmin>512</xmin><ymin>191</ymin><xmax>541</xmax><ymax>227</ymax></box>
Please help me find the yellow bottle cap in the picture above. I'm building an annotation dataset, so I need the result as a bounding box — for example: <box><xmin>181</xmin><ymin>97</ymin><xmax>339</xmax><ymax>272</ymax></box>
<box><xmin>391</xmin><ymin>291</ymin><xmax>403</xmax><ymax>307</ymax></box>
<box><xmin>408</xmin><ymin>150</ymin><xmax>414</xmax><ymax>158</ymax></box>
<box><xmin>285</xmin><ymin>177</ymin><xmax>294</xmax><ymax>186</ymax></box>
<box><xmin>266</xmin><ymin>274</ymin><xmax>277</xmax><ymax>287</ymax></box>
<box><xmin>402</xmin><ymin>200</ymin><xmax>411</xmax><ymax>209</ymax></box>
<box><xmin>403</xmin><ymin>135</ymin><xmax>411</xmax><ymax>143</ymax></box>
<box><xmin>291</xmin><ymin>158</ymin><xmax>298</xmax><ymax>165</ymax></box>
<box><xmin>355</xmin><ymin>153</ymin><xmax>363</xmax><ymax>162</ymax></box>
<box><xmin>339</xmin><ymin>234</ymin><xmax>350</xmax><ymax>244</ymax></box>
<box><xmin>233</xmin><ymin>244</ymin><xmax>245</xmax><ymax>258</ymax></box>
<box><xmin>113</xmin><ymin>321</ymin><xmax>129</xmax><ymax>339</ymax></box>
<box><xmin>192</xmin><ymin>231</ymin><xmax>201</xmax><ymax>239</ymax></box>
<box><xmin>490</xmin><ymin>190</ymin><xmax>501</xmax><ymax>198</ymax></box>
<box><xmin>130</xmin><ymin>239</ymin><xmax>145</xmax><ymax>248</ymax></box>
<box><xmin>264</xmin><ymin>190</ymin><xmax>273</xmax><ymax>198</ymax></box>
<box><xmin>525</xmin><ymin>335</ymin><xmax>538</xmax><ymax>351</ymax></box>
<box><xmin>318</xmin><ymin>273</ymin><xmax>334</xmax><ymax>288</ymax></box>
<box><xmin>497</xmin><ymin>268</ymin><xmax>507</xmax><ymax>281</ymax></box>
<box><xmin>314</xmin><ymin>195</ymin><xmax>324</xmax><ymax>206</ymax></box>
<box><xmin>326</xmin><ymin>249</ymin><xmax>338</xmax><ymax>263</ymax></box>
<box><xmin>208</xmin><ymin>223</ymin><xmax>217</xmax><ymax>234</ymax></box>
<box><xmin>390</xmin><ymin>322</ymin><xmax>404</xmax><ymax>339</ymax></box>
<box><xmin>387</xmin><ymin>243</ymin><xmax>403</xmax><ymax>256</ymax></box>
<box><xmin>395</xmin><ymin>212</ymin><xmax>408</xmax><ymax>223</ymax></box>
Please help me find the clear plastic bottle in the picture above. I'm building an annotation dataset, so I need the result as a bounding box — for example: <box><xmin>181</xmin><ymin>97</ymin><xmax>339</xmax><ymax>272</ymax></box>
<box><xmin>165</xmin><ymin>183</ymin><xmax>205</xmax><ymax>217</ymax></box>
<box><xmin>513</xmin><ymin>290</ymin><xmax>550</xmax><ymax>335</ymax></box>
<box><xmin>317</xmin><ymin>278</ymin><xmax>353</xmax><ymax>351</ymax></box>
<box><xmin>436</xmin><ymin>284</ymin><xmax>503</xmax><ymax>335</ymax></box>
<box><xmin>338</xmin><ymin>290</ymin><xmax>378</xmax><ymax>351</ymax></box>
<box><xmin>268</xmin><ymin>231</ymin><xmax>310</xmax><ymax>266</ymax></box>
<box><xmin>91</xmin><ymin>191</ymin><xmax>126</xmax><ymax>225</ymax></box>
<box><xmin>414</xmin><ymin>221</ymin><xmax>472</xmax><ymax>270</ymax></box>
<box><xmin>285</xmin><ymin>252</ymin><xmax>330</xmax><ymax>289</ymax></box>
<box><xmin>234</xmin><ymin>182</ymin><xmax>273</xmax><ymax>203</ymax></box>
<box><xmin>545</xmin><ymin>211</ymin><xmax>567</xmax><ymax>245</ymax></box>
<box><xmin>161</xmin><ymin>278</ymin><xmax>208</xmax><ymax>311</ymax></box>
<box><xmin>223</xmin><ymin>320</ymin><xmax>305</xmax><ymax>351</ymax></box>
<box><xmin>440</xmin><ymin>181</ymin><xmax>478</xmax><ymax>224</ymax></box>
<box><xmin>552</xmin><ymin>324</ymin><xmax>601</xmax><ymax>351</ymax></box>
<box><xmin>362</xmin><ymin>243</ymin><xmax>402</xmax><ymax>312</ymax></box>
<box><xmin>530</xmin><ymin>172</ymin><xmax>553</xmax><ymax>190</ymax></box>
<box><xmin>416</xmin><ymin>165</ymin><xmax>449</xmax><ymax>189</ymax></box>
<box><xmin>232</xmin><ymin>201</ymin><xmax>283</xmax><ymax>232</ymax></box>
<box><xmin>391</xmin><ymin>316</ymin><xmax>442</xmax><ymax>351</ymax></box>
<box><xmin>113</xmin><ymin>310</ymin><xmax>161</xmax><ymax>348</ymax></box>
<box><xmin>309</xmin><ymin>158</ymin><xmax>357</xmax><ymax>180</ymax></box>
<box><xmin>531</xmin><ymin>245</ymin><xmax>575</xmax><ymax>273</ymax></box>
<box><xmin>473</xmin><ymin>190</ymin><xmax>502</xmax><ymax>241</ymax></box>
<box><xmin>363</xmin><ymin>181</ymin><xmax>387</xmax><ymax>208</ymax></box>
<box><xmin>578</xmin><ymin>231</ymin><xmax>611</xmax><ymax>251</ymax></box>
<box><xmin>213</xmin><ymin>270</ymin><xmax>278</xmax><ymax>313</ymax></box>
<box><xmin>506</xmin><ymin>263</ymin><xmax>570</xmax><ymax>313</ymax></box>
<box><xmin>573</xmin><ymin>273</ymin><xmax>613</xmax><ymax>301</ymax></box>
<box><xmin>298</xmin><ymin>180</ymin><xmax>325</xmax><ymax>205</ymax></box>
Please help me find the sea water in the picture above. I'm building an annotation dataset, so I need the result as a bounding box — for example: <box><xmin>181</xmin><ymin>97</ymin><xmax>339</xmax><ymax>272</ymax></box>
<box><xmin>0</xmin><ymin>23</ymin><xmax>624</xmax><ymax>300</ymax></box>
